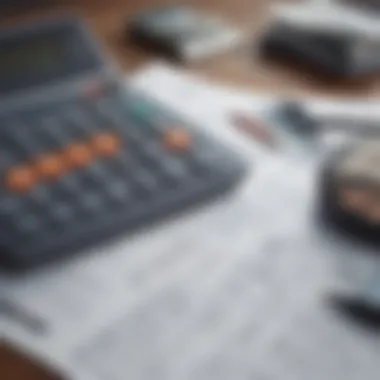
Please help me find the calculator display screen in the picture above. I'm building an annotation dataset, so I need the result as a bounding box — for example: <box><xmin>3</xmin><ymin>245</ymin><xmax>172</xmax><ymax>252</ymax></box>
<box><xmin>0</xmin><ymin>36</ymin><xmax>67</xmax><ymax>79</ymax></box>
<box><xmin>0</xmin><ymin>19</ymin><xmax>104</xmax><ymax>96</ymax></box>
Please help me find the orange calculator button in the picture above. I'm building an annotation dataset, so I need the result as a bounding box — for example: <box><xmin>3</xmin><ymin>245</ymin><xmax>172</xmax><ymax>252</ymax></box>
<box><xmin>163</xmin><ymin>129</ymin><xmax>192</xmax><ymax>152</ymax></box>
<box><xmin>90</xmin><ymin>132</ymin><xmax>121</xmax><ymax>157</ymax></box>
<box><xmin>35</xmin><ymin>153</ymin><xmax>66</xmax><ymax>180</ymax></box>
<box><xmin>64</xmin><ymin>143</ymin><xmax>93</xmax><ymax>169</ymax></box>
<box><xmin>5</xmin><ymin>165</ymin><xmax>36</xmax><ymax>193</ymax></box>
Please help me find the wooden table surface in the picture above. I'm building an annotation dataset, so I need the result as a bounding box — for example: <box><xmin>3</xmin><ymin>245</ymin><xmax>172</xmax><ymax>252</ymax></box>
<box><xmin>1</xmin><ymin>1</ymin><xmax>379</xmax><ymax>379</ymax></box>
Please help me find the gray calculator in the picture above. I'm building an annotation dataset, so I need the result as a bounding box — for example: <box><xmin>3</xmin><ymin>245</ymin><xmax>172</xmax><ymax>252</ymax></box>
<box><xmin>0</xmin><ymin>16</ymin><xmax>246</xmax><ymax>271</ymax></box>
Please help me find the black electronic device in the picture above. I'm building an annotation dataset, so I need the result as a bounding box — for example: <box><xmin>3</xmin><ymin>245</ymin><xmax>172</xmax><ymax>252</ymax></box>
<box><xmin>260</xmin><ymin>23</ymin><xmax>380</xmax><ymax>78</ymax></box>
<box><xmin>0</xmin><ymin>16</ymin><xmax>246</xmax><ymax>271</ymax></box>
<box><xmin>339</xmin><ymin>0</ymin><xmax>380</xmax><ymax>14</ymax></box>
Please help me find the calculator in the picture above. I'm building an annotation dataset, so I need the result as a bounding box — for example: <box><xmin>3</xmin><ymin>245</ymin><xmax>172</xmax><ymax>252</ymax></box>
<box><xmin>0</xmin><ymin>16</ymin><xmax>246</xmax><ymax>271</ymax></box>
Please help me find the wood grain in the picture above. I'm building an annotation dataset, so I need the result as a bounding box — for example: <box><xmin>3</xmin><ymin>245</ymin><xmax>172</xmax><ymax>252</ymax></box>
<box><xmin>1</xmin><ymin>1</ymin><xmax>378</xmax><ymax>379</ymax></box>
<box><xmin>0</xmin><ymin>342</ymin><xmax>63</xmax><ymax>380</ymax></box>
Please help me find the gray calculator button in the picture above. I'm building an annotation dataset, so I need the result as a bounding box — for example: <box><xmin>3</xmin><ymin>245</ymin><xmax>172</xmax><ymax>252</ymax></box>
<box><xmin>17</xmin><ymin>214</ymin><xmax>40</xmax><ymax>234</ymax></box>
<box><xmin>0</xmin><ymin>152</ymin><xmax>14</xmax><ymax>170</ymax></box>
<box><xmin>122</xmin><ymin>127</ymin><xmax>141</xmax><ymax>143</ymax></box>
<box><xmin>125</xmin><ymin>128</ymin><xmax>143</xmax><ymax>143</ymax></box>
<box><xmin>82</xmin><ymin>193</ymin><xmax>104</xmax><ymax>212</ymax></box>
<box><xmin>194</xmin><ymin>147</ymin><xmax>219</xmax><ymax>164</ymax></box>
<box><xmin>88</xmin><ymin>162</ymin><xmax>108</xmax><ymax>178</ymax></box>
<box><xmin>134</xmin><ymin>170</ymin><xmax>158</xmax><ymax>192</ymax></box>
<box><xmin>41</xmin><ymin>117</ymin><xmax>71</xmax><ymax>145</ymax></box>
<box><xmin>67</xmin><ymin>108</ymin><xmax>92</xmax><ymax>132</ymax></box>
<box><xmin>52</xmin><ymin>203</ymin><xmax>74</xmax><ymax>223</ymax></box>
<box><xmin>0</xmin><ymin>198</ymin><xmax>18</xmax><ymax>215</ymax></box>
<box><xmin>162</xmin><ymin>158</ymin><xmax>188</xmax><ymax>180</ymax></box>
<box><xmin>96</xmin><ymin>98</ymin><xmax>122</xmax><ymax>126</ymax></box>
<box><xmin>10</xmin><ymin>127</ymin><xmax>40</xmax><ymax>155</ymax></box>
<box><xmin>108</xmin><ymin>182</ymin><xmax>130</xmax><ymax>203</ymax></box>
<box><xmin>32</xmin><ymin>187</ymin><xmax>50</xmax><ymax>202</ymax></box>
<box><xmin>144</xmin><ymin>141</ymin><xmax>162</xmax><ymax>158</ymax></box>
<box><xmin>114</xmin><ymin>152</ymin><xmax>130</xmax><ymax>171</ymax></box>
<box><xmin>115</xmin><ymin>150</ymin><xmax>128</xmax><ymax>162</ymax></box>
<box><xmin>61</xmin><ymin>175</ymin><xmax>80</xmax><ymax>192</ymax></box>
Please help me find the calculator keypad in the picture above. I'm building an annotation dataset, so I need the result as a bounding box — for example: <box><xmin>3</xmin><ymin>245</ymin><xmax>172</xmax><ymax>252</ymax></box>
<box><xmin>0</xmin><ymin>90</ymin><xmax>245</xmax><ymax>270</ymax></box>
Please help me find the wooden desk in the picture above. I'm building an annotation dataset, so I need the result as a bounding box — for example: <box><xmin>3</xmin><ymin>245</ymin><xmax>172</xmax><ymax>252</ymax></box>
<box><xmin>1</xmin><ymin>1</ymin><xmax>378</xmax><ymax>379</ymax></box>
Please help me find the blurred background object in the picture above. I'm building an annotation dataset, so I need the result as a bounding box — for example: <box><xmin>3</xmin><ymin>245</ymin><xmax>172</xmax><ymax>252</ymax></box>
<box><xmin>128</xmin><ymin>4</ymin><xmax>243</xmax><ymax>62</ymax></box>
<box><xmin>260</xmin><ymin>1</ymin><xmax>380</xmax><ymax>78</ymax></box>
<box><xmin>339</xmin><ymin>0</ymin><xmax>380</xmax><ymax>13</ymax></box>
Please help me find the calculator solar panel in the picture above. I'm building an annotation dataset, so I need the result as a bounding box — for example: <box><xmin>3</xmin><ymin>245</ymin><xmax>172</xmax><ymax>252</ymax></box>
<box><xmin>0</xmin><ymin>17</ymin><xmax>246</xmax><ymax>270</ymax></box>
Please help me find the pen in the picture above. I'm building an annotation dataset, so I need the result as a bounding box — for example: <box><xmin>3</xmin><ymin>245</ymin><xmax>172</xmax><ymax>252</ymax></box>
<box><xmin>230</xmin><ymin>112</ymin><xmax>278</xmax><ymax>149</ymax></box>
